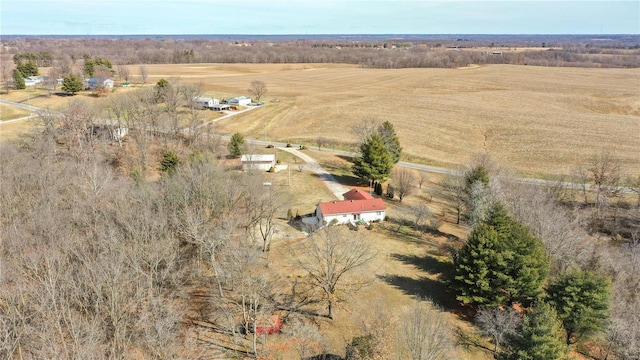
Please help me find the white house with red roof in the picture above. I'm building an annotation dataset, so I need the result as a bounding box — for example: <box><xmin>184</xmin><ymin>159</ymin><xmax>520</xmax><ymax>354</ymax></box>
<box><xmin>315</xmin><ymin>189</ymin><xmax>386</xmax><ymax>226</ymax></box>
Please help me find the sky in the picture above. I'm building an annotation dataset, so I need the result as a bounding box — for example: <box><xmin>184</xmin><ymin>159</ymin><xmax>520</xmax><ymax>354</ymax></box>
<box><xmin>1</xmin><ymin>0</ymin><xmax>638</xmax><ymax>35</ymax></box>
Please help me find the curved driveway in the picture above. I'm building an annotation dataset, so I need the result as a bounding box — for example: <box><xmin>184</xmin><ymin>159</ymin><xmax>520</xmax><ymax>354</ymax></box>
<box><xmin>278</xmin><ymin>147</ymin><xmax>349</xmax><ymax>199</ymax></box>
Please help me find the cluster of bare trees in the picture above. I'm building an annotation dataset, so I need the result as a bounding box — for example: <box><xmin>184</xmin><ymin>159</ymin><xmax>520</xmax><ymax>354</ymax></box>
<box><xmin>2</xmin><ymin>36</ymin><xmax>638</xmax><ymax>70</ymax></box>
<box><xmin>0</xmin><ymin>141</ymin><xmax>190</xmax><ymax>358</ymax></box>
<box><xmin>0</xmin><ymin>85</ymin><xmax>398</xmax><ymax>358</ymax></box>
<box><xmin>0</xmin><ymin>123</ymin><xmax>294</xmax><ymax>358</ymax></box>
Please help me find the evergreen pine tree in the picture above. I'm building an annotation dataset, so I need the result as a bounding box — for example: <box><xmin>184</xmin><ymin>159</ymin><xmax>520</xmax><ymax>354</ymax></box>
<box><xmin>453</xmin><ymin>202</ymin><xmax>549</xmax><ymax>307</ymax></box>
<box><xmin>84</xmin><ymin>58</ymin><xmax>95</xmax><ymax>77</ymax></box>
<box><xmin>352</xmin><ymin>134</ymin><xmax>393</xmax><ymax>182</ymax></box>
<box><xmin>13</xmin><ymin>69</ymin><xmax>25</xmax><ymax>90</ymax></box>
<box><xmin>160</xmin><ymin>149</ymin><xmax>180</xmax><ymax>175</ymax></box>
<box><xmin>503</xmin><ymin>301</ymin><xmax>567</xmax><ymax>360</ymax></box>
<box><xmin>375</xmin><ymin>182</ymin><xmax>383</xmax><ymax>196</ymax></box>
<box><xmin>61</xmin><ymin>75</ymin><xmax>84</xmax><ymax>95</ymax></box>
<box><xmin>228</xmin><ymin>132</ymin><xmax>246</xmax><ymax>157</ymax></box>
<box><xmin>17</xmin><ymin>61</ymin><xmax>39</xmax><ymax>77</ymax></box>
<box><xmin>377</xmin><ymin>120</ymin><xmax>402</xmax><ymax>164</ymax></box>
<box><xmin>546</xmin><ymin>270</ymin><xmax>611</xmax><ymax>345</ymax></box>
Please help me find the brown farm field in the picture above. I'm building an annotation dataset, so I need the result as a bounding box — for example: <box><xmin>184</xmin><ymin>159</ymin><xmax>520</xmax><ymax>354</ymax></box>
<box><xmin>1</xmin><ymin>63</ymin><xmax>638</xmax><ymax>177</ymax></box>
<box><xmin>145</xmin><ymin>63</ymin><xmax>640</xmax><ymax>178</ymax></box>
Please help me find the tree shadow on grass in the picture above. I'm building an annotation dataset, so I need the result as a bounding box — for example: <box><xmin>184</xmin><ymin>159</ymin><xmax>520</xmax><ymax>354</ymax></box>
<box><xmin>390</xmin><ymin>253</ymin><xmax>451</xmax><ymax>275</ymax></box>
<box><xmin>380</xmin><ymin>274</ymin><xmax>473</xmax><ymax>321</ymax></box>
<box><xmin>382</xmin><ymin>253</ymin><xmax>475</xmax><ymax>320</ymax></box>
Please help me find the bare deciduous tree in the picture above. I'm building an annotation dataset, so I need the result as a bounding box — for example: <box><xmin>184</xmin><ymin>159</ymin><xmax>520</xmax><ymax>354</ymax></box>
<box><xmin>316</xmin><ymin>136</ymin><xmax>329</xmax><ymax>150</ymax></box>
<box><xmin>442</xmin><ymin>172</ymin><xmax>466</xmax><ymax>225</ymax></box>
<box><xmin>139</xmin><ymin>64</ymin><xmax>149</xmax><ymax>84</ymax></box>
<box><xmin>475</xmin><ymin>307</ymin><xmax>522</xmax><ymax>354</ymax></box>
<box><xmin>392</xmin><ymin>167</ymin><xmax>417</xmax><ymax>202</ymax></box>
<box><xmin>497</xmin><ymin>179</ymin><xmax>592</xmax><ymax>273</ymax></box>
<box><xmin>588</xmin><ymin>151</ymin><xmax>622</xmax><ymax>211</ymax></box>
<box><xmin>410</xmin><ymin>203</ymin><xmax>432</xmax><ymax>233</ymax></box>
<box><xmin>466</xmin><ymin>180</ymin><xmax>493</xmax><ymax>228</ymax></box>
<box><xmin>397</xmin><ymin>300</ymin><xmax>457</xmax><ymax>360</ymax></box>
<box><xmin>249</xmin><ymin>80</ymin><xmax>267</xmax><ymax>102</ymax></box>
<box><xmin>351</xmin><ymin>117</ymin><xmax>381</xmax><ymax>146</ymax></box>
<box><xmin>284</xmin><ymin>317</ymin><xmax>324</xmax><ymax>359</ymax></box>
<box><xmin>418</xmin><ymin>171</ymin><xmax>428</xmax><ymax>189</ymax></box>
<box><xmin>289</xmin><ymin>226</ymin><xmax>376</xmax><ymax>319</ymax></box>
<box><xmin>180</xmin><ymin>83</ymin><xmax>204</xmax><ymax>145</ymax></box>
<box><xmin>117</xmin><ymin>64</ymin><xmax>130</xmax><ymax>82</ymax></box>
<box><xmin>626</xmin><ymin>175</ymin><xmax>640</xmax><ymax>208</ymax></box>
<box><xmin>1</xmin><ymin>61</ymin><xmax>14</xmax><ymax>93</ymax></box>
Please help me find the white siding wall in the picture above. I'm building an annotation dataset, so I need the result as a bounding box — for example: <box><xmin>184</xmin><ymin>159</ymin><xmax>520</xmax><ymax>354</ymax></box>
<box><xmin>242</xmin><ymin>161</ymin><xmax>274</xmax><ymax>171</ymax></box>
<box><xmin>317</xmin><ymin>209</ymin><xmax>385</xmax><ymax>226</ymax></box>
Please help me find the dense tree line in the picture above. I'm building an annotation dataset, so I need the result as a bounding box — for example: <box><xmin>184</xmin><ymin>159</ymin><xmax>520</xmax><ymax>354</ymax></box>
<box><xmin>2</xmin><ymin>36</ymin><xmax>638</xmax><ymax>69</ymax></box>
<box><xmin>13</xmin><ymin>51</ymin><xmax>54</xmax><ymax>67</ymax></box>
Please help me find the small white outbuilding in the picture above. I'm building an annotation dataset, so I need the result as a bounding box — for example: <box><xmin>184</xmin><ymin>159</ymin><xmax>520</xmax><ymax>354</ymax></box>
<box><xmin>228</xmin><ymin>96</ymin><xmax>252</xmax><ymax>106</ymax></box>
<box><xmin>194</xmin><ymin>97</ymin><xmax>220</xmax><ymax>108</ymax></box>
<box><xmin>241</xmin><ymin>154</ymin><xmax>276</xmax><ymax>171</ymax></box>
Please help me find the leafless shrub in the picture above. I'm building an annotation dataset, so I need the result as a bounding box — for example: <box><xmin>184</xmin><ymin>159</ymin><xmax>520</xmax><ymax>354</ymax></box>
<box><xmin>397</xmin><ymin>299</ymin><xmax>457</xmax><ymax>360</ymax></box>
<box><xmin>475</xmin><ymin>307</ymin><xmax>522</xmax><ymax>354</ymax></box>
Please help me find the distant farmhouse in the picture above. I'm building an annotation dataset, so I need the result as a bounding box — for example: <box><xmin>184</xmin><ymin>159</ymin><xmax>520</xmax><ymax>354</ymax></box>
<box><xmin>194</xmin><ymin>97</ymin><xmax>220</xmax><ymax>109</ymax></box>
<box><xmin>315</xmin><ymin>189</ymin><xmax>386</xmax><ymax>227</ymax></box>
<box><xmin>24</xmin><ymin>76</ymin><xmax>44</xmax><ymax>87</ymax></box>
<box><xmin>228</xmin><ymin>96</ymin><xmax>251</xmax><ymax>106</ymax></box>
<box><xmin>86</xmin><ymin>78</ymin><xmax>114</xmax><ymax>90</ymax></box>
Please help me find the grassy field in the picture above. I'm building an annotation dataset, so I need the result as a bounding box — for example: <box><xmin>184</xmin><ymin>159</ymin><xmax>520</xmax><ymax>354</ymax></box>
<box><xmin>3</xmin><ymin>63</ymin><xmax>637</xmax><ymax>177</ymax></box>
<box><xmin>145</xmin><ymin>63</ymin><xmax>640</xmax><ymax>178</ymax></box>
<box><xmin>0</xmin><ymin>104</ymin><xmax>30</xmax><ymax>121</ymax></box>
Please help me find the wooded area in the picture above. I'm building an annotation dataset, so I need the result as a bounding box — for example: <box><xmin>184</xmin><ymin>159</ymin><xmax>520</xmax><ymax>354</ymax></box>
<box><xmin>1</xmin><ymin>35</ymin><xmax>638</xmax><ymax>69</ymax></box>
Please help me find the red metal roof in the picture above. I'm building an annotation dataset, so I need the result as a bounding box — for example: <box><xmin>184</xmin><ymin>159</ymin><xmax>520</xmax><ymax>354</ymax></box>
<box><xmin>318</xmin><ymin>198</ymin><xmax>386</xmax><ymax>215</ymax></box>
<box><xmin>343</xmin><ymin>188</ymin><xmax>373</xmax><ymax>200</ymax></box>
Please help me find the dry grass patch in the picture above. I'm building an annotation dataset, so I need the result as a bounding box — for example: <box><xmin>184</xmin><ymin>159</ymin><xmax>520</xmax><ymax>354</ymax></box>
<box><xmin>0</xmin><ymin>104</ymin><xmax>30</xmax><ymax>121</ymax></box>
<box><xmin>0</xmin><ymin>118</ymin><xmax>40</xmax><ymax>141</ymax></box>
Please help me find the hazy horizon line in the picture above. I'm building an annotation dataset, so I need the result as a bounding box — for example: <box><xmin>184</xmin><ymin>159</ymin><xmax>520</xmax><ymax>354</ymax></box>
<box><xmin>2</xmin><ymin>33</ymin><xmax>638</xmax><ymax>37</ymax></box>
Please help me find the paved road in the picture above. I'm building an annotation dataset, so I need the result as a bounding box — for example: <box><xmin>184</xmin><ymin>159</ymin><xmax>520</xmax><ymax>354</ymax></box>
<box><xmin>0</xmin><ymin>99</ymin><xmax>42</xmax><ymax>126</ymax></box>
<box><xmin>0</xmin><ymin>98</ymin><xmax>41</xmax><ymax>113</ymax></box>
